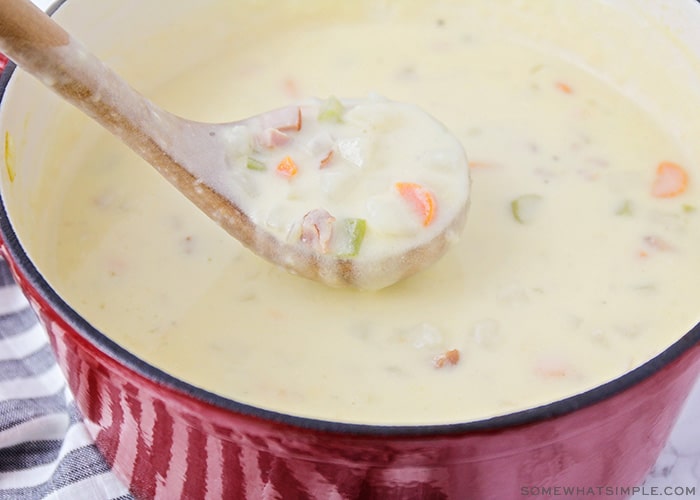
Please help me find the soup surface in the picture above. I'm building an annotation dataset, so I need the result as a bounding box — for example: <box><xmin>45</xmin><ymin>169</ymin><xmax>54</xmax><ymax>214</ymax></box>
<box><xmin>28</xmin><ymin>0</ymin><xmax>700</xmax><ymax>424</ymax></box>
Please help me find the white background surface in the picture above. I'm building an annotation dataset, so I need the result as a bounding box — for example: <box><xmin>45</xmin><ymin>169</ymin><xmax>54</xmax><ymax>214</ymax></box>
<box><xmin>25</xmin><ymin>0</ymin><xmax>700</xmax><ymax>497</ymax></box>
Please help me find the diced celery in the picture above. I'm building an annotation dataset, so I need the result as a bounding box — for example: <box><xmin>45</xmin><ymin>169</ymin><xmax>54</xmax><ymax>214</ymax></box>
<box><xmin>335</xmin><ymin>218</ymin><xmax>367</xmax><ymax>257</ymax></box>
<box><xmin>682</xmin><ymin>204</ymin><xmax>696</xmax><ymax>214</ymax></box>
<box><xmin>246</xmin><ymin>156</ymin><xmax>266</xmax><ymax>171</ymax></box>
<box><xmin>615</xmin><ymin>200</ymin><xmax>633</xmax><ymax>216</ymax></box>
<box><xmin>510</xmin><ymin>194</ymin><xmax>542</xmax><ymax>224</ymax></box>
<box><xmin>318</xmin><ymin>96</ymin><xmax>345</xmax><ymax>123</ymax></box>
<box><xmin>4</xmin><ymin>131</ymin><xmax>16</xmax><ymax>182</ymax></box>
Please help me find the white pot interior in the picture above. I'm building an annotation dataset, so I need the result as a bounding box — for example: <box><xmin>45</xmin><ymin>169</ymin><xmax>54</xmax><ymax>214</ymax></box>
<box><xmin>1</xmin><ymin>0</ymin><xmax>700</xmax><ymax>425</ymax></box>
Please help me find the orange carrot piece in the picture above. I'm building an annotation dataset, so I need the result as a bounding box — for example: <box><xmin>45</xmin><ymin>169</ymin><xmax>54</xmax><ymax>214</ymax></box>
<box><xmin>276</xmin><ymin>156</ymin><xmax>299</xmax><ymax>178</ymax></box>
<box><xmin>396</xmin><ymin>182</ymin><xmax>437</xmax><ymax>226</ymax></box>
<box><xmin>468</xmin><ymin>160</ymin><xmax>497</xmax><ymax>169</ymax></box>
<box><xmin>283</xmin><ymin>78</ymin><xmax>301</xmax><ymax>99</ymax></box>
<box><xmin>433</xmin><ymin>349</ymin><xmax>460</xmax><ymax>368</ymax></box>
<box><xmin>555</xmin><ymin>81</ymin><xmax>573</xmax><ymax>94</ymax></box>
<box><xmin>651</xmin><ymin>161</ymin><xmax>688</xmax><ymax>198</ymax></box>
<box><xmin>534</xmin><ymin>357</ymin><xmax>570</xmax><ymax>378</ymax></box>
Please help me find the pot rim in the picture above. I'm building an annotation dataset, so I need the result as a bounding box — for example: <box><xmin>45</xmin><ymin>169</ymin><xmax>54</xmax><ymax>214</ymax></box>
<box><xmin>1</xmin><ymin>0</ymin><xmax>699</xmax><ymax>438</ymax></box>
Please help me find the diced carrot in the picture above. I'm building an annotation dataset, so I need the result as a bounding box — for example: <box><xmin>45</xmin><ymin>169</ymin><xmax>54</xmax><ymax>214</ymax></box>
<box><xmin>433</xmin><ymin>349</ymin><xmax>460</xmax><ymax>368</ymax></box>
<box><xmin>534</xmin><ymin>356</ymin><xmax>570</xmax><ymax>378</ymax></box>
<box><xmin>396</xmin><ymin>182</ymin><xmax>437</xmax><ymax>226</ymax></box>
<box><xmin>651</xmin><ymin>161</ymin><xmax>688</xmax><ymax>198</ymax></box>
<box><xmin>536</xmin><ymin>365</ymin><xmax>568</xmax><ymax>378</ymax></box>
<box><xmin>268</xmin><ymin>308</ymin><xmax>286</xmax><ymax>321</ymax></box>
<box><xmin>276</xmin><ymin>156</ymin><xmax>298</xmax><ymax>178</ymax></box>
<box><xmin>555</xmin><ymin>81</ymin><xmax>573</xmax><ymax>94</ymax></box>
<box><xmin>283</xmin><ymin>78</ymin><xmax>301</xmax><ymax>99</ymax></box>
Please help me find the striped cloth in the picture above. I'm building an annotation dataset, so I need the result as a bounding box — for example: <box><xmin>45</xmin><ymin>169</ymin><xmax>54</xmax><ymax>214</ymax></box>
<box><xmin>0</xmin><ymin>258</ymin><xmax>132</xmax><ymax>499</ymax></box>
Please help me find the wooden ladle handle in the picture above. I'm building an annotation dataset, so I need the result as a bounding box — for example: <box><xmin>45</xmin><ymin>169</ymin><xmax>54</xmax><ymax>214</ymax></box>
<box><xmin>0</xmin><ymin>0</ymin><xmax>184</xmax><ymax>178</ymax></box>
<box><xmin>0</xmin><ymin>0</ymin><xmax>69</xmax><ymax>50</ymax></box>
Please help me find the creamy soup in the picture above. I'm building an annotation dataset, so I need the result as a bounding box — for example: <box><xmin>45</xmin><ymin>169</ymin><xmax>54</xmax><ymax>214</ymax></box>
<box><xmin>215</xmin><ymin>96</ymin><xmax>470</xmax><ymax>290</ymax></box>
<box><xmin>22</xmin><ymin>0</ymin><xmax>700</xmax><ymax>424</ymax></box>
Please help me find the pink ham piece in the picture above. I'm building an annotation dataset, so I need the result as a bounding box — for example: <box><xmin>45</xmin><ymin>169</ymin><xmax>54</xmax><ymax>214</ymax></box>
<box><xmin>300</xmin><ymin>208</ymin><xmax>336</xmax><ymax>254</ymax></box>
<box><xmin>259</xmin><ymin>106</ymin><xmax>302</xmax><ymax>132</ymax></box>
<box><xmin>257</xmin><ymin>128</ymin><xmax>291</xmax><ymax>149</ymax></box>
<box><xmin>253</xmin><ymin>106</ymin><xmax>302</xmax><ymax>148</ymax></box>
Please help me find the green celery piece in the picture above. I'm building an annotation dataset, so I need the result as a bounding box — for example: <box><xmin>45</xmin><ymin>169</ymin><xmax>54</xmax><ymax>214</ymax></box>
<box><xmin>615</xmin><ymin>200</ymin><xmax>633</xmax><ymax>216</ymax></box>
<box><xmin>336</xmin><ymin>218</ymin><xmax>367</xmax><ymax>257</ymax></box>
<box><xmin>511</xmin><ymin>194</ymin><xmax>542</xmax><ymax>224</ymax></box>
<box><xmin>682</xmin><ymin>204</ymin><xmax>696</xmax><ymax>214</ymax></box>
<box><xmin>318</xmin><ymin>96</ymin><xmax>345</xmax><ymax>123</ymax></box>
<box><xmin>246</xmin><ymin>156</ymin><xmax>266</xmax><ymax>171</ymax></box>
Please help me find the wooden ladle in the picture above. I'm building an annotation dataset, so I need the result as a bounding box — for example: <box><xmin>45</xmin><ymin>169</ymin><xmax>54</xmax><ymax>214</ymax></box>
<box><xmin>0</xmin><ymin>0</ymin><xmax>470</xmax><ymax>290</ymax></box>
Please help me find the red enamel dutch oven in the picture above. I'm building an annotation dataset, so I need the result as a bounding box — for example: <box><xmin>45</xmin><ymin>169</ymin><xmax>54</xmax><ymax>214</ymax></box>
<box><xmin>1</xmin><ymin>1</ymin><xmax>699</xmax><ymax>498</ymax></box>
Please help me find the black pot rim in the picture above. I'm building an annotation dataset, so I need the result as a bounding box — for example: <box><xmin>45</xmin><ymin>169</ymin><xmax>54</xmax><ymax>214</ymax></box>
<box><xmin>0</xmin><ymin>0</ymin><xmax>699</xmax><ymax>438</ymax></box>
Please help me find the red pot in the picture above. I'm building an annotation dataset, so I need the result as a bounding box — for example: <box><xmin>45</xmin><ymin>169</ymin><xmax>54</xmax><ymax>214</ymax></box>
<box><xmin>1</xmin><ymin>1</ymin><xmax>699</xmax><ymax>498</ymax></box>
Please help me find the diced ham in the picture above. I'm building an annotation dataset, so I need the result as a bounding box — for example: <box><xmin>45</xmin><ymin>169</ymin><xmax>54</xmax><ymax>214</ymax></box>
<box><xmin>300</xmin><ymin>209</ymin><xmax>336</xmax><ymax>253</ymax></box>
<box><xmin>320</xmin><ymin>150</ymin><xmax>334</xmax><ymax>168</ymax></box>
<box><xmin>258</xmin><ymin>128</ymin><xmax>291</xmax><ymax>149</ymax></box>
<box><xmin>260</xmin><ymin>106</ymin><xmax>302</xmax><ymax>132</ymax></box>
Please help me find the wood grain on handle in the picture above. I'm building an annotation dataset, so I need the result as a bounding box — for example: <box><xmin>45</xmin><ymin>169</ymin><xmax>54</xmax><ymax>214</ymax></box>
<box><xmin>0</xmin><ymin>0</ymin><xmax>69</xmax><ymax>49</ymax></box>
